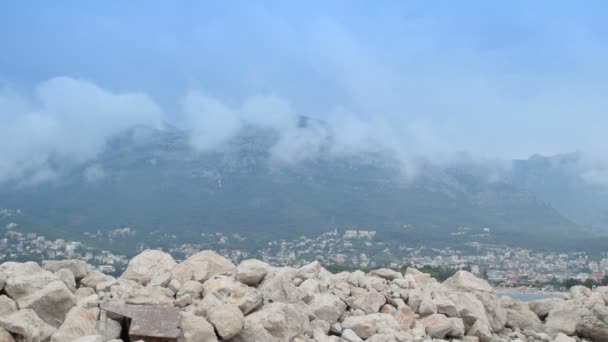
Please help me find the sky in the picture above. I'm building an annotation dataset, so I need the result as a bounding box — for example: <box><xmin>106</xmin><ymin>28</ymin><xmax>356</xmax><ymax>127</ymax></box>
<box><xmin>1</xmin><ymin>1</ymin><xmax>608</xmax><ymax>183</ymax></box>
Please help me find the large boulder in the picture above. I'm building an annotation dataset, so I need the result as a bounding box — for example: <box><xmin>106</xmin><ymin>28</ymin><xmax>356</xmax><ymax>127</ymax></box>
<box><xmin>341</xmin><ymin>314</ymin><xmax>401</xmax><ymax>339</ymax></box>
<box><xmin>0</xmin><ymin>327</ymin><xmax>14</xmax><ymax>342</ymax></box>
<box><xmin>3</xmin><ymin>265</ymin><xmax>58</xmax><ymax>301</ymax></box>
<box><xmin>351</xmin><ymin>292</ymin><xmax>386</xmax><ymax>314</ymax></box>
<box><xmin>228</xmin><ymin>303</ymin><xmax>311</xmax><ymax>342</ymax></box>
<box><xmin>393</xmin><ymin>305</ymin><xmax>415</xmax><ymax>330</ymax></box>
<box><xmin>0</xmin><ymin>296</ymin><xmax>17</xmax><ymax>317</ymax></box>
<box><xmin>17</xmin><ymin>280</ymin><xmax>77</xmax><ymax>327</ymax></box>
<box><xmin>545</xmin><ymin>301</ymin><xmax>585</xmax><ymax>337</ymax></box>
<box><xmin>120</xmin><ymin>250</ymin><xmax>176</xmax><ymax>285</ymax></box>
<box><xmin>180</xmin><ymin>312</ymin><xmax>218</xmax><ymax>342</ymax></box>
<box><xmin>569</xmin><ymin>285</ymin><xmax>591</xmax><ymax>300</ymax></box>
<box><xmin>257</xmin><ymin>270</ymin><xmax>302</xmax><ymax>305</ymax></box>
<box><xmin>368</xmin><ymin>269</ymin><xmax>403</xmax><ymax>281</ymax></box>
<box><xmin>444</xmin><ymin>271</ymin><xmax>494</xmax><ymax>294</ymax></box>
<box><xmin>197</xmin><ymin>294</ymin><xmax>244</xmax><ymax>339</ymax></box>
<box><xmin>80</xmin><ymin>272</ymin><xmax>114</xmax><ymax>290</ymax></box>
<box><xmin>528</xmin><ymin>298</ymin><xmax>564</xmax><ymax>320</ymax></box>
<box><xmin>0</xmin><ymin>309</ymin><xmax>56</xmax><ymax>342</ymax></box>
<box><xmin>51</xmin><ymin>307</ymin><xmax>97</xmax><ymax>342</ymax></box>
<box><xmin>576</xmin><ymin>302</ymin><xmax>608</xmax><ymax>341</ymax></box>
<box><xmin>474</xmin><ymin>292</ymin><xmax>506</xmax><ymax>332</ymax></box>
<box><xmin>42</xmin><ymin>260</ymin><xmax>88</xmax><ymax>280</ymax></box>
<box><xmin>55</xmin><ymin>269</ymin><xmax>76</xmax><ymax>292</ymax></box>
<box><xmin>182</xmin><ymin>250</ymin><xmax>235</xmax><ymax>282</ymax></box>
<box><xmin>309</xmin><ymin>293</ymin><xmax>346</xmax><ymax>324</ymax></box>
<box><xmin>501</xmin><ymin>296</ymin><xmax>542</xmax><ymax>331</ymax></box>
<box><xmin>202</xmin><ymin>275</ymin><xmax>263</xmax><ymax>315</ymax></box>
<box><xmin>235</xmin><ymin>259</ymin><xmax>269</xmax><ymax>286</ymax></box>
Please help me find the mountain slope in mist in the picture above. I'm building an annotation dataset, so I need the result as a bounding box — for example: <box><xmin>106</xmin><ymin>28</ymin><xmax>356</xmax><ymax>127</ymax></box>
<box><xmin>0</xmin><ymin>125</ymin><xmax>585</xmax><ymax>247</ymax></box>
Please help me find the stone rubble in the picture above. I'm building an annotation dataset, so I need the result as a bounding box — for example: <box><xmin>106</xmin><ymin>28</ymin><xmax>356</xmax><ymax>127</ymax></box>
<box><xmin>0</xmin><ymin>250</ymin><xmax>606</xmax><ymax>342</ymax></box>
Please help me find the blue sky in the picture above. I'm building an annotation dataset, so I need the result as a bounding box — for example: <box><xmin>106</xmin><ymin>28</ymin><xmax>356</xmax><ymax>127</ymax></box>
<box><xmin>1</xmin><ymin>1</ymin><xmax>608</xmax><ymax>182</ymax></box>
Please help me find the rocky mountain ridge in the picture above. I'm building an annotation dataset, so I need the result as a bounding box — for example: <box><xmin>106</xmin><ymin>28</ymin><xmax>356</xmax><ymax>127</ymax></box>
<box><xmin>0</xmin><ymin>250</ymin><xmax>607</xmax><ymax>342</ymax></box>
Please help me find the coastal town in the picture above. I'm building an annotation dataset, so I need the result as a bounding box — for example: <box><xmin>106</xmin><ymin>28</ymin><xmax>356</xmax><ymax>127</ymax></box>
<box><xmin>2</xmin><ymin>214</ymin><xmax>607</xmax><ymax>287</ymax></box>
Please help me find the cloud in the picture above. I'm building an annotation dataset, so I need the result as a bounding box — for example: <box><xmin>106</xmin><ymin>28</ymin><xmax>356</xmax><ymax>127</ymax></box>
<box><xmin>0</xmin><ymin>77</ymin><xmax>163</xmax><ymax>184</ymax></box>
<box><xmin>83</xmin><ymin>164</ymin><xmax>106</xmax><ymax>183</ymax></box>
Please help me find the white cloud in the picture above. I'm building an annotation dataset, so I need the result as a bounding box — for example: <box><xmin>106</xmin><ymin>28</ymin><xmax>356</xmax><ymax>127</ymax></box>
<box><xmin>0</xmin><ymin>77</ymin><xmax>163</xmax><ymax>184</ymax></box>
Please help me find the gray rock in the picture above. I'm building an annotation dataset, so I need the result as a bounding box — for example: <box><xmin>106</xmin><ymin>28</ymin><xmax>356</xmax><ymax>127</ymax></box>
<box><xmin>569</xmin><ymin>286</ymin><xmax>591</xmax><ymax>300</ymax></box>
<box><xmin>228</xmin><ymin>303</ymin><xmax>311</xmax><ymax>342</ymax></box>
<box><xmin>176</xmin><ymin>280</ymin><xmax>203</xmax><ymax>299</ymax></box>
<box><xmin>418</xmin><ymin>299</ymin><xmax>437</xmax><ymax>316</ymax></box>
<box><xmin>17</xmin><ymin>280</ymin><xmax>77</xmax><ymax>327</ymax></box>
<box><xmin>501</xmin><ymin>296</ymin><xmax>542</xmax><ymax>331</ymax></box>
<box><xmin>174</xmin><ymin>294</ymin><xmax>193</xmax><ymax>308</ymax></box>
<box><xmin>198</xmin><ymin>294</ymin><xmax>244</xmax><ymax>339</ymax></box>
<box><xmin>443</xmin><ymin>271</ymin><xmax>494</xmax><ymax>294</ymax></box>
<box><xmin>120</xmin><ymin>249</ymin><xmax>176</xmax><ymax>285</ymax></box>
<box><xmin>202</xmin><ymin>275</ymin><xmax>263</xmax><ymax>315</ymax></box>
<box><xmin>55</xmin><ymin>269</ymin><xmax>76</xmax><ymax>292</ymax></box>
<box><xmin>554</xmin><ymin>333</ymin><xmax>576</xmax><ymax>342</ymax></box>
<box><xmin>528</xmin><ymin>298</ymin><xmax>563</xmax><ymax>320</ymax></box>
<box><xmin>433</xmin><ymin>297</ymin><xmax>460</xmax><ymax>317</ymax></box>
<box><xmin>0</xmin><ymin>295</ymin><xmax>17</xmax><ymax>317</ymax></box>
<box><xmin>182</xmin><ymin>250</ymin><xmax>235</xmax><ymax>282</ymax></box>
<box><xmin>99</xmin><ymin>319</ymin><xmax>121</xmax><ymax>341</ymax></box>
<box><xmin>309</xmin><ymin>293</ymin><xmax>346</xmax><ymax>324</ymax></box>
<box><xmin>180</xmin><ymin>312</ymin><xmax>218</xmax><ymax>342</ymax></box>
<box><xmin>342</xmin><ymin>329</ymin><xmax>364</xmax><ymax>342</ymax></box>
<box><xmin>0</xmin><ymin>327</ymin><xmax>14</xmax><ymax>342</ymax></box>
<box><xmin>341</xmin><ymin>313</ymin><xmax>401</xmax><ymax>339</ymax></box>
<box><xmin>51</xmin><ymin>306</ymin><xmax>97</xmax><ymax>342</ymax></box>
<box><xmin>0</xmin><ymin>309</ymin><xmax>57</xmax><ymax>342</ymax></box>
<box><xmin>368</xmin><ymin>269</ymin><xmax>403</xmax><ymax>281</ymax></box>
<box><xmin>421</xmin><ymin>314</ymin><xmax>452</xmax><ymax>339</ymax></box>
<box><xmin>71</xmin><ymin>336</ymin><xmax>102</xmax><ymax>342</ymax></box>
<box><xmin>80</xmin><ymin>272</ymin><xmax>114</xmax><ymax>290</ymax></box>
<box><xmin>43</xmin><ymin>260</ymin><xmax>88</xmax><ymax>280</ymax></box>
<box><xmin>351</xmin><ymin>292</ymin><xmax>386</xmax><ymax>314</ymax></box>
<box><xmin>235</xmin><ymin>259</ymin><xmax>269</xmax><ymax>286</ymax></box>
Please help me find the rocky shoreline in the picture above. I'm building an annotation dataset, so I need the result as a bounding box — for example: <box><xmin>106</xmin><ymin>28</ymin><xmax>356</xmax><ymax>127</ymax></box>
<box><xmin>0</xmin><ymin>249</ymin><xmax>607</xmax><ymax>342</ymax></box>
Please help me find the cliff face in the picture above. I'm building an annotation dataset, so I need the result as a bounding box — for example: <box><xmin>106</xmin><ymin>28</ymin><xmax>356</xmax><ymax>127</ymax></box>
<box><xmin>1</xmin><ymin>250</ymin><xmax>607</xmax><ymax>342</ymax></box>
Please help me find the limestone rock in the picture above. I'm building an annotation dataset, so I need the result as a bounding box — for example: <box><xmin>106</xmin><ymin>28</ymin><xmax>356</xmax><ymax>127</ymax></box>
<box><xmin>182</xmin><ymin>250</ymin><xmax>235</xmax><ymax>282</ymax></box>
<box><xmin>528</xmin><ymin>298</ymin><xmax>564</xmax><ymax>320</ymax></box>
<box><xmin>228</xmin><ymin>303</ymin><xmax>311</xmax><ymax>342</ymax></box>
<box><xmin>368</xmin><ymin>269</ymin><xmax>403</xmax><ymax>281</ymax></box>
<box><xmin>342</xmin><ymin>329</ymin><xmax>364</xmax><ymax>342</ymax></box>
<box><xmin>180</xmin><ymin>312</ymin><xmax>218</xmax><ymax>342</ymax></box>
<box><xmin>309</xmin><ymin>293</ymin><xmax>346</xmax><ymax>324</ymax></box>
<box><xmin>202</xmin><ymin>275</ymin><xmax>263</xmax><ymax>315</ymax></box>
<box><xmin>433</xmin><ymin>297</ymin><xmax>460</xmax><ymax>317</ymax></box>
<box><xmin>501</xmin><ymin>296</ymin><xmax>542</xmax><ymax>331</ymax></box>
<box><xmin>554</xmin><ymin>333</ymin><xmax>576</xmax><ymax>342</ymax></box>
<box><xmin>71</xmin><ymin>336</ymin><xmax>102</xmax><ymax>342</ymax></box>
<box><xmin>55</xmin><ymin>269</ymin><xmax>76</xmax><ymax>292</ymax></box>
<box><xmin>80</xmin><ymin>272</ymin><xmax>114</xmax><ymax>290</ymax></box>
<box><xmin>51</xmin><ymin>306</ymin><xmax>97</xmax><ymax>342</ymax></box>
<box><xmin>176</xmin><ymin>280</ymin><xmax>203</xmax><ymax>300</ymax></box>
<box><xmin>0</xmin><ymin>309</ymin><xmax>56</xmax><ymax>342</ymax></box>
<box><xmin>351</xmin><ymin>292</ymin><xmax>386</xmax><ymax>314</ymax></box>
<box><xmin>17</xmin><ymin>280</ymin><xmax>77</xmax><ymax>327</ymax></box>
<box><xmin>393</xmin><ymin>305</ymin><xmax>415</xmax><ymax>330</ymax></box>
<box><xmin>120</xmin><ymin>250</ymin><xmax>176</xmax><ymax>285</ymax></box>
<box><xmin>444</xmin><ymin>271</ymin><xmax>494</xmax><ymax>293</ymax></box>
<box><xmin>235</xmin><ymin>259</ymin><xmax>269</xmax><ymax>286</ymax></box>
<box><xmin>0</xmin><ymin>327</ymin><xmax>14</xmax><ymax>342</ymax></box>
<box><xmin>341</xmin><ymin>313</ymin><xmax>401</xmax><ymax>339</ymax></box>
<box><xmin>575</xmin><ymin>302</ymin><xmax>608</xmax><ymax>341</ymax></box>
<box><xmin>545</xmin><ymin>302</ymin><xmax>584</xmax><ymax>337</ymax></box>
<box><xmin>420</xmin><ymin>314</ymin><xmax>452</xmax><ymax>339</ymax></box>
<box><xmin>0</xmin><ymin>296</ymin><xmax>17</xmax><ymax>317</ymax></box>
<box><xmin>198</xmin><ymin>294</ymin><xmax>244</xmax><ymax>339</ymax></box>
<box><xmin>43</xmin><ymin>260</ymin><xmax>88</xmax><ymax>280</ymax></box>
<box><xmin>569</xmin><ymin>285</ymin><xmax>591</xmax><ymax>300</ymax></box>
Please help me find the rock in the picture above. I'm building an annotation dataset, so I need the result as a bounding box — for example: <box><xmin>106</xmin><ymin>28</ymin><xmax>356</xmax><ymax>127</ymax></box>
<box><xmin>569</xmin><ymin>286</ymin><xmax>591</xmax><ymax>300</ymax></box>
<box><xmin>171</xmin><ymin>263</ymin><xmax>194</xmax><ymax>284</ymax></box>
<box><xmin>528</xmin><ymin>298</ymin><xmax>564</xmax><ymax>320</ymax></box>
<box><xmin>330</xmin><ymin>322</ymin><xmax>341</xmax><ymax>335</ymax></box>
<box><xmin>202</xmin><ymin>275</ymin><xmax>263</xmax><ymax>315</ymax></box>
<box><xmin>17</xmin><ymin>280</ymin><xmax>77</xmax><ymax>327</ymax></box>
<box><xmin>501</xmin><ymin>296</ymin><xmax>542</xmax><ymax>331</ymax></box>
<box><xmin>228</xmin><ymin>303</ymin><xmax>311</xmax><ymax>342</ymax></box>
<box><xmin>393</xmin><ymin>305</ymin><xmax>415</xmax><ymax>330</ymax></box>
<box><xmin>174</xmin><ymin>294</ymin><xmax>193</xmax><ymax>308</ymax></box>
<box><xmin>554</xmin><ymin>333</ymin><xmax>576</xmax><ymax>342</ymax></box>
<box><xmin>125</xmin><ymin>286</ymin><xmax>174</xmax><ymax>306</ymax></box>
<box><xmin>468</xmin><ymin>318</ymin><xmax>492</xmax><ymax>342</ymax></box>
<box><xmin>180</xmin><ymin>312</ymin><xmax>218</xmax><ymax>342</ymax></box>
<box><xmin>182</xmin><ymin>250</ymin><xmax>235</xmax><ymax>282</ymax></box>
<box><xmin>168</xmin><ymin>279</ymin><xmax>181</xmax><ymax>293</ymax></box>
<box><xmin>545</xmin><ymin>302</ymin><xmax>584</xmax><ymax>337</ymax></box>
<box><xmin>434</xmin><ymin>297</ymin><xmax>460</xmax><ymax>317</ymax></box>
<box><xmin>309</xmin><ymin>293</ymin><xmax>346</xmax><ymax>324</ymax></box>
<box><xmin>198</xmin><ymin>294</ymin><xmax>244</xmax><ymax>339</ymax></box>
<box><xmin>418</xmin><ymin>299</ymin><xmax>437</xmax><ymax>316</ymax></box>
<box><xmin>98</xmin><ymin>319</ymin><xmax>121</xmax><ymax>341</ymax></box>
<box><xmin>80</xmin><ymin>272</ymin><xmax>114</xmax><ymax>289</ymax></box>
<box><xmin>0</xmin><ymin>309</ymin><xmax>56</xmax><ymax>342</ymax></box>
<box><xmin>235</xmin><ymin>259</ymin><xmax>269</xmax><ymax>286</ymax></box>
<box><xmin>342</xmin><ymin>329</ymin><xmax>364</xmax><ymax>342</ymax></box>
<box><xmin>296</xmin><ymin>261</ymin><xmax>321</xmax><ymax>280</ymax></box>
<box><xmin>43</xmin><ymin>260</ymin><xmax>88</xmax><ymax>280</ymax></box>
<box><xmin>0</xmin><ymin>272</ymin><xmax>6</xmax><ymax>291</ymax></box>
<box><xmin>51</xmin><ymin>306</ymin><xmax>97</xmax><ymax>342</ymax></box>
<box><xmin>421</xmin><ymin>314</ymin><xmax>452</xmax><ymax>339</ymax></box>
<box><xmin>341</xmin><ymin>314</ymin><xmax>401</xmax><ymax>339</ymax></box>
<box><xmin>368</xmin><ymin>269</ymin><xmax>403</xmax><ymax>281</ymax></box>
<box><xmin>474</xmin><ymin>292</ymin><xmax>506</xmax><ymax>333</ymax></box>
<box><xmin>148</xmin><ymin>271</ymin><xmax>172</xmax><ymax>288</ymax></box>
<box><xmin>176</xmin><ymin>280</ymin><xmax>203</xmax><ymax>299</ymax></box>
<box><xmin>0</xmin><ymin>296</ymin><xmax>17</xmax><ymax>317</ymax></box>
<box><xmin>0</xmin><ymin>327</ymin><xmax>14</xmax><ymax>342</ymax></box>
<box><xmin>448</xmin><ymin>292</ymin><xmax>487</xmax><ymax>330</ymax></box>
<box><xmin>120</xmin><ymin>250</ymin><xmax>176</xmax><ymax>285</ymax></box>
<box><xmin>575</xmin><ymin>302</ymin><xmax>608</xmax><ymax>341</ymax></box>
<box><xmin>3</xmin><ymin>268</ymin><xmax>58</xmax><ymax>301</ymax></box>
<box><xmin>71</xmin><ymin>336</ymin><xmax>102</xmax><ymax>342</ymax></box>
<box><xmin>55</xmin><ymin>269</ymin><xmax>76</xmax><ymax>292</ymax></box>
<box><xmin>443</xmin><ymin>271</ymin><xmax>494</xmax><ymax>293</ymax></box>
<box><xmin>77</xmin><ymin>294</ymin><xmax>100</xmax><ymax>310</ymax></box>
<box><xmin>257</xmin><ymin>270</ymin><xmax>302</xmax><ymax>305</ymax></box>
<box><xmin>351</xmin><ymin>292</ymin><xmax>386</xmax><ymax>314</ymax></box>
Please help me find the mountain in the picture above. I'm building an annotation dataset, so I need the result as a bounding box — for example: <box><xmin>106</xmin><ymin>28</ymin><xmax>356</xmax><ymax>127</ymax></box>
<box><xmin>0</xmin><ymin>124</ymin><xmax>586</xmax><ymax>249</ymax></box>
<box><xmin>509</xmin><ymin>153</ymin><xmax>608</xmax><ymax>235</ymax></box>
